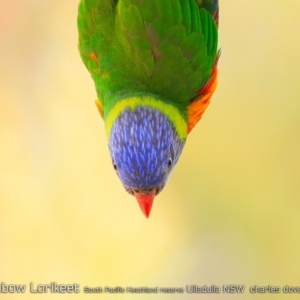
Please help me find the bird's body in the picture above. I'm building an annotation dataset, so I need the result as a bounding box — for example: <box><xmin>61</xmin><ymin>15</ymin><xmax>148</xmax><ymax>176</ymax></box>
<box><xmin>78</xmin><ymin>0</ymin><xmax>219</xmax><ymax>217</ymax></box>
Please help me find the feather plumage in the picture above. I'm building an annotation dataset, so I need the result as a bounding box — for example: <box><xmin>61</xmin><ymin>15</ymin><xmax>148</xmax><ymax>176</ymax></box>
<box><xmin>78</xmin><ymin>0</ymin><xmax>219</xmax><ymax>217</ymax></box>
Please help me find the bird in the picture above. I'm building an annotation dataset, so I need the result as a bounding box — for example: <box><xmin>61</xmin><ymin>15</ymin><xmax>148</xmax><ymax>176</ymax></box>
<box><xmin>77</xmin><ymin>0</ymin><xmax>219</xmax><ymax>218</ymax></box>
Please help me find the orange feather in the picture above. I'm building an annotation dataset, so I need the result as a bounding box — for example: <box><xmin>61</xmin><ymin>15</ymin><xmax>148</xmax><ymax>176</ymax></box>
<box><xmin>187</xmin><ymin>66</ymin><xmax>218</xmax><ymax>133</ymax></box>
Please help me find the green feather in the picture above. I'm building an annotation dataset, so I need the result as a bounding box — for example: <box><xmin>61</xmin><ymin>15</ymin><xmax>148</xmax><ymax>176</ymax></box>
<box><xmin>78</xmin><ymin>0</ymin><xmax>218</xmax><ymax>119</ymax></box>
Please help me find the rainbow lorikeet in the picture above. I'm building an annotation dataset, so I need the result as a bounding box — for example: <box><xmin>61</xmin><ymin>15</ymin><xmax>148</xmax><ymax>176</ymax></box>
<box><xmin>77</xmin><ymin>0</ymin><xmax>219</xmax><ymax>217</ymax></box>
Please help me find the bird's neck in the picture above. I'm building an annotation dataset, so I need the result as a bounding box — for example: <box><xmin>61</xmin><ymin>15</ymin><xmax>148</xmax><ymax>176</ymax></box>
<box><xmin>104</xmin><ymin>94</ymin><xmax>188</xmax><ymax>141</ymax></box>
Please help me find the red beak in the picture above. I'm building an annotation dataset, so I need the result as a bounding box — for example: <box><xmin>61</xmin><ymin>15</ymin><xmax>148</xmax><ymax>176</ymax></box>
<box><xmin>133</xmin><ymin>189</ymin><xmax>156</xmax><ymax>218</ymax></box>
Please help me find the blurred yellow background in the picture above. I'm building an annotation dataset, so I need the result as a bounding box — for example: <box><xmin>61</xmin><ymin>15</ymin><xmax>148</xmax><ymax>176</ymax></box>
<box><xmin>1</xmin><ymin>1</ymin><xmax>300</xmax><ymax>299</ymax></box>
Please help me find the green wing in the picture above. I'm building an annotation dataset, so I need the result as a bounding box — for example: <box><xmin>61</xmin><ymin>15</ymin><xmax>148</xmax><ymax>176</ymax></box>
<box><xmin>78</xmin><ymin>0</ymin><xmax>218</xmax><ymax>111</ymax></box>
<box><xmin>78</xmin><ymin>0</ymin><xmax>116</xmax><ymax>95</ymax></box>
<box><xmin>197</xmin><ymin>0</ymin><xmax>219</xmax><ymax>25</ymax></box>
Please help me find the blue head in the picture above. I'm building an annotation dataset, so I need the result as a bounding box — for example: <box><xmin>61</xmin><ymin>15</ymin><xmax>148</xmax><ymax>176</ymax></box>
<box><xmin>108</xmin><ymin>106</ymin><xmax>185</xmax><ymax>217</ymax></box>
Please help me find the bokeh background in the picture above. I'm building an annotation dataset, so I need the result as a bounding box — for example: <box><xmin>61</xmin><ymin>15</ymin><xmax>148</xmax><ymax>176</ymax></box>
<box><xmin>1</xmin><ymin>1</ymin><xmax>300</xmax><ymax>299</ymax></box>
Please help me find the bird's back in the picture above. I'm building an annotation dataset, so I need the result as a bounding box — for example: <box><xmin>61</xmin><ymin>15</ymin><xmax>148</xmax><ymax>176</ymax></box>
<box><xmin>78</xmin><ymin>0</ymin><xmax>219</xmax><ymax>118</ymax></box>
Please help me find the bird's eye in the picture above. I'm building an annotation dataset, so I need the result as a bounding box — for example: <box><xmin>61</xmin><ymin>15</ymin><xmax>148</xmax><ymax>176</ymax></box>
<box><xmin>112</xmin><ymin>161</ymin><xmax>118</xmax><ymax>171</ymax></box>
<box><xmin>167</xmin><ymin>157</ymin><xmax>173</xmax><ymax>170</ymax></box>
